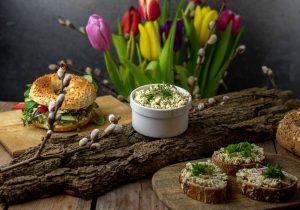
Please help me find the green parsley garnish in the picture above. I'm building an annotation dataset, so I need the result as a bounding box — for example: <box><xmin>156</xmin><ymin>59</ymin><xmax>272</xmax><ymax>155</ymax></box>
<box><xmin>160</xmin><ymin>84</ymin><xmax>172</xmax><ymax>98</ymax></box>
<box><xmin>224</xmin><ymin>141</ymin><xmax>253</xmax><ymax>157</ymax></box>
<box><xmin>191</xmin><ymin>163</ymin><xmax>215</xmax><ymax>176</ymax></box>
<box><xmin>262</xmin><ymin>163</ymin><xmax>284</xmax><ymax>180</ymax></box>
<box><xmin>143</xmin><ymin>93</ymin><xmax>154</xmax><ymax>101</ymax></box>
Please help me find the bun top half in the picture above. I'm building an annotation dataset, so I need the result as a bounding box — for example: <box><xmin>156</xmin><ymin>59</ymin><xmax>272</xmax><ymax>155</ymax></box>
<box><xmin>29</xmin><ymin>73</ymin><xmax>97</xmax><ymax>110</ymax></box>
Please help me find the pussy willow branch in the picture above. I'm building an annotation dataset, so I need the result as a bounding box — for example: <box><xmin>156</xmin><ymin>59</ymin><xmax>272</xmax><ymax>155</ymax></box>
<box><xmin>0</xmin><ymin>65</ymin><xmax>69</xmax><ymax>172</ymax></box>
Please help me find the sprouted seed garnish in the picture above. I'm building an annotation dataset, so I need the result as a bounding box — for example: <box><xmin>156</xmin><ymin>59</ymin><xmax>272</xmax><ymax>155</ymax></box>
<box><xmin>134</xmin><ymin>84</ymin><xmax>189</xmax><ymax>109</ymax></box>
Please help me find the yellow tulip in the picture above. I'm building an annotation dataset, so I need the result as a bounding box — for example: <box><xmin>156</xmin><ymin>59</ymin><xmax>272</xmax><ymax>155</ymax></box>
<box><xmin>138</xmin><ymin>21</ymin><xmax>160</xmax><ymax>60</ymax></box>
<box><xmin>194</xmin><ymin>6</ymin><xmax>218</xmax><ymax>45</ymax></box>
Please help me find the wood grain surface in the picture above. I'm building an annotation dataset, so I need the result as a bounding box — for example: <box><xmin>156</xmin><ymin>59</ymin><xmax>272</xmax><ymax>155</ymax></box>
<box><xmin>0</xmin><ymin>101</ymin><xmax>168</xmax><ymax>210</ymax></box>
<box><xmin>0</xmin><ymin>95</ymin><xmax>131</xmax><ymax>157</ymax></box>
<box><xmin>152</xmin><ymin>153</ymin><xmax>300</xmax><ymax>210</ymax></box>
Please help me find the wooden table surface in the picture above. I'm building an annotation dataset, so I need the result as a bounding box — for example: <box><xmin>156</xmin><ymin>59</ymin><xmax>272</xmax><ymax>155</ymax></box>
<box><xmin>0</xmin><ymin>101</ymin><xmax>299</xmax><ymax>210</ymax></box>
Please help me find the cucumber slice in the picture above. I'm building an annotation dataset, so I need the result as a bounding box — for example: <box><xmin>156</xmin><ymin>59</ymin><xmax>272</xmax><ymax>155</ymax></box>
<box><xmin>61</xmin><ymin>115</ymin><xmax>77</xmax><ymax>122</ymax></box>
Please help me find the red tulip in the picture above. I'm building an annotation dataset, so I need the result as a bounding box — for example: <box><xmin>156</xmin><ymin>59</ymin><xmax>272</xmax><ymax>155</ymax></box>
<box><xmin>217</xmin><ymin>10</ymin><xmax>241</xmax><ymax>35</ymax></box>
<box><xmin>85</xmin><ymin>14</ymin><xmax>112</xmax><ymax>52</ymax></box>
<box><xmin>191</xmin><ymin>0</ymin><xmax>202</xmax><ymax>4</ymax></box>
<box><xmin>138</xmin><ymin>0</ymin><xmax>161</xmax><ymax>21</ymax></box>
<box><xmin>121</xmin><ymin>7</ymin><xmax>141</xmax><ymax>37</ymax></box>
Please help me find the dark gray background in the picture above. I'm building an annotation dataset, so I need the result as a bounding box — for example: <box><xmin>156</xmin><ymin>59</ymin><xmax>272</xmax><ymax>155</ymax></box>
<box><xmin>0</xmin><ymin>0</ymin><xmax>299</xmax><ymax>101</ymax></box>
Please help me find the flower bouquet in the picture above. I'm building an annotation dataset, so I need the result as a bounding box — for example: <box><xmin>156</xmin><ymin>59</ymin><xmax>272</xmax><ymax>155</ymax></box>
<box><xmin>82</xmin><ymin>0</ymin><xmax>245</xmax><ymax>100</ymax></box>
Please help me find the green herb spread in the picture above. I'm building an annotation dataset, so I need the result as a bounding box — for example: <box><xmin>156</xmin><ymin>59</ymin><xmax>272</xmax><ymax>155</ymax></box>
<box><xmin>134</xmin><ymin>84</ymin><xmax>189</xmax><ymax>109</ymax></box>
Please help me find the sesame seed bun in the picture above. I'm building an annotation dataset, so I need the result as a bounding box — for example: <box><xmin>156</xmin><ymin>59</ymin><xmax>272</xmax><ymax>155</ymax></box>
<box><xmin>29</xmin><ymin>73</ymin><xmax>96</xmax><ymax>110</ymax></box>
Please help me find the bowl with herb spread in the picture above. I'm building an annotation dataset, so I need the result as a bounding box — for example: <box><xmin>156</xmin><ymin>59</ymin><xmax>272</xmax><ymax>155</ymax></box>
<box><xmin>130</xmin><ymin>84</ymin><xmax>191</xmax><ymax>138</ymax></box>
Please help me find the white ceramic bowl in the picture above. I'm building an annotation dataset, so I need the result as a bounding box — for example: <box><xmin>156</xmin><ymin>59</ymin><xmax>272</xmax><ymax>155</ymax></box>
<box><xmin>130</xmin><ymin>84</ymin><xmax>192</xmax><ymax>138</ymax></box>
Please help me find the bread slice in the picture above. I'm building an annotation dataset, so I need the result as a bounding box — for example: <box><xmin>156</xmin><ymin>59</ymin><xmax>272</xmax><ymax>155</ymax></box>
<box><xmin>212</xmin><ymin>142</ymin><xmax>265</xmax><ymax>175</ymax></box>
<box><xmin>179</xmin><ymin>161</ymin><xmax>228</xmax><ymax>203</ymax></box>
<box><xmin>236</xmin><ymin>167</ymin><xmax>298</xmax><ymax>202</ymax></box>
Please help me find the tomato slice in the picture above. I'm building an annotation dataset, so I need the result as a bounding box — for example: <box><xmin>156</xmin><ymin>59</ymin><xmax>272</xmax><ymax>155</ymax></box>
<box><xmin>79</xmin><ymin>108</ymin><xmax>85</xmax><ymax>114</ymax></box>
<box><xmin>12</xmin><ymin>102</ymin><xmax>26</xmax><ymax>110</ymax></box>
<box><xmin>38</xmin><ymin>106</ymin><xmax>48</xmax><ymax>113</ymax></box>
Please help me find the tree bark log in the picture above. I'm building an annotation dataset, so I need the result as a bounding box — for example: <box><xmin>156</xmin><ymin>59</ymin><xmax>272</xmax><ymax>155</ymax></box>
<box><xmin>0</xmin><ymin>88</ymin><xmax>299</xmax><ymax>204</ymax></box>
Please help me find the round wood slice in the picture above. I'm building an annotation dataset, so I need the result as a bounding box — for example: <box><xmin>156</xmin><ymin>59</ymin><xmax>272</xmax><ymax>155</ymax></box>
<box><xmin>152</xmin><ymin>153</ymin><xmax>300</xmax><ymax>210</ymax></box>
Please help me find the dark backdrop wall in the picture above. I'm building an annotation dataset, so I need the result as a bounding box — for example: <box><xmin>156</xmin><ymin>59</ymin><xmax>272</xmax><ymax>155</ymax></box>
<box><xmin>0</xmin><ymin>0</ymin><xmax>299</xmax><ymax>101</ymax></box>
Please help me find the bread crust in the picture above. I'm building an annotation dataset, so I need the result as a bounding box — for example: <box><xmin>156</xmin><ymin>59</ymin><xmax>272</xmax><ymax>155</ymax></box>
<box><xmin>179</xmin><ymin>174</ymin><xmax>227</xmax><ymax>203</ymax></box>
<box><xmin>212</xmin><ymin>153</ymin><xmax>265</xmax><ymax>176</ymax></box>
<box><xmin>29</xmin><ymin>73</ymin><xmax>96</xmax><ymax>110</ymax></box>
<box><xmin>236</xmin><ymin>175</ymin><xmax>298</xmax><ymax>202</ymax></box>
<box><xmin>277</xmin><ymin>109</ymin><xmax>300</xmax><ymax>157</ymax></box>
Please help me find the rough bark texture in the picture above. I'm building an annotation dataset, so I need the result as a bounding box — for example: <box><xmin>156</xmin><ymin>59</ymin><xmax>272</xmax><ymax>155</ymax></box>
<box><xmin>0</xmin><ymin>88</ymin><xmax>299</xmax><ymax>204</ymax></box>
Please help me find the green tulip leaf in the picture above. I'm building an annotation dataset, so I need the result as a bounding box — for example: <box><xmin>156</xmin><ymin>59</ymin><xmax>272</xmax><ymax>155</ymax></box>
<box><xmin>121</xmin><ymin>57</ymin><xmax>151</xmax><ymax>86</ymax></box>
<box><xmin>159</xmin><ymin>0</ymin><xmax>169</xmax><ymax>25</ymax></box>
<box><xmin>158</xmin><ymin>0</ymin><xmax>183</xmax><ymax>84</ymax></box>
<box><xmin>119</xmin><ymin>66</ymin><xmax>135</xmax><ymax>97</ymax></box>
<box><xmin>199</xmin><ymin>44</ymin><xmax>217</xmax><ymax>96</ymax></box>
<box><xmin>208</xmin><ymin>22</ymin><xmax>233</xmax><ymax>81</ymax></box>
<box><xmin>112</xmin><ymin>34</ymin><xmax>127</xmax><ymax>59</ymax></box>
<box><xmin>174</xmin><ymin>65</ymin><xmax>190</xmax><ymax>90</ymax></box>
<box><xmin>104</xmin><ymin>51</ymin><xmax>124</xmax><ymax>95</ymax></box>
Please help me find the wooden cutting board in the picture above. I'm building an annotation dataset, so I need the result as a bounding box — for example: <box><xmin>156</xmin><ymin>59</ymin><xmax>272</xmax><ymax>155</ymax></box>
<box><xmin>152</xmin><ymin>153</ymin><xmax>300</xmax><ymax>210</ymax></box>
<box><xmin>0</xmin><ymin>95</ymin><xmax>131</xmax><ymax>157</ymax></box>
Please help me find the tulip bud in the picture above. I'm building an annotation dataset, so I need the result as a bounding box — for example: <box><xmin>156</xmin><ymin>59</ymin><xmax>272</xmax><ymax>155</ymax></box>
<box><xmin>160</xmin><ymin>19</ymin><xmax>184</xmax><ymax>51</ymax></box>
<box><xmin>90</xmin><ymin>129</ymin><xmax>100</xmax><ymax>141</ymax></box>
<box><xmin>217</xmin><ymin>10</ymin><xmax>241</xmax><ymax>35</ymax></box>
<box><xmin>85</xmin><ymin>14</ymin><xmax>112</xmax><ymax>52</ymax></box>
<box><xmin>121</xmin><ymin>7</ymin><xmax>141</xmax><ymax>37</ymax></box>
<box><xmin>207</xmin><ymin>34</ymin><xmax>217</xmax><ymax>45</ymax></box>
<box><xmin>138</xmin><ymin>21</ymin><xmax>160</xmax><ymax>60</ymax></box>
<box><xmin>63</xmin><ymin>74</ymin><xmax>71</xmax><ymax>87</ymax></box>
<box><xmin>48</xmin><ymin>100</ymin><xmax>56</xmax><ymax>112</ymax></box>
<box><xmin>138</xmin><ymin>0</ymin><xmax>161</xmax><ymax>21</ymax></box>
<box><xmin>56</xmin><ymin>94</ymin><xmax>65</xmax><ymax>108</ymax></box>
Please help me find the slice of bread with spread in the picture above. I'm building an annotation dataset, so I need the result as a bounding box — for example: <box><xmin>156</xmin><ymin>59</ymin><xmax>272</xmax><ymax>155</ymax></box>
<box><xmin>236</xmin><ymin>164</ymin><xmax>298</xmax><ymax>202</ymax></box>
<box><xmin>179</xmin><ymin>160</ymin><xmax>228</xmax><ymax>203</ymax></box>
<box><xmin>212</xmin><ymin>142</ymin><xmax>265</xmax><ymax>175</ymax></box>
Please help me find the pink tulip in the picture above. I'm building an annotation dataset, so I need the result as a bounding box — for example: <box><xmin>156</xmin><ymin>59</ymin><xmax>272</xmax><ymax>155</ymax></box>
<box><xmin>138</xmin><ymin>0</ymin><xmax>161</xmax><ymax>21</ymax></box>
<box><xmin>85</xmin><ymin>14</ymin><xmax>112</xmax><ymax>52</ymax></box>
<box><xmin>217</xmin><ymin>10</ymin><xmax>241</xmax><ymax>35</ymax></box>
